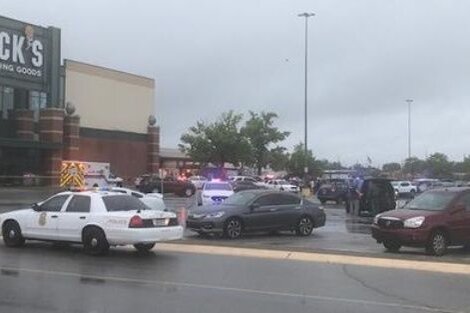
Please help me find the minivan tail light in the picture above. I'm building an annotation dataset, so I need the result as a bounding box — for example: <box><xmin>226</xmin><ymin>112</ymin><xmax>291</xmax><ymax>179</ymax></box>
<box><xmin>129</xmin><ymin>215</ymin><xmax>144</xmax><ymax>228</ymax></box>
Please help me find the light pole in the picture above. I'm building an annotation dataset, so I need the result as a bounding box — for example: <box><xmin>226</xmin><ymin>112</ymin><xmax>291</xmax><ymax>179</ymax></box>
<box><xmin>298</xmin><ymin>12</ymin><xmax>315</xmax><ymax>179</ymax></box>
<box><xmin>406</xmin><ymin>99</ymin><xmax>413</xmax><ymax>159</ymax></box>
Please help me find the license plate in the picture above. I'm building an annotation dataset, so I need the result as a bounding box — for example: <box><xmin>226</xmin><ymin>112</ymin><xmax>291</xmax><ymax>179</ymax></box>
<box><xmin>153</xmin><ymin>218</ymin><xmax>169</xmax><ymax>226</ymax></box>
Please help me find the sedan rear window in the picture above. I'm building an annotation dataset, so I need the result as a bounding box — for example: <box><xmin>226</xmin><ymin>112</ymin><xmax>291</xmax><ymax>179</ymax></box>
<box><xmin>404</xmin><ymin>191</ymin><xmax>455</xmax><ymax>211</ymax></box>
<box><xmin>102</xmin><ymin>195</ymin><xmax>150</xmax><ymax>212</ymax></box>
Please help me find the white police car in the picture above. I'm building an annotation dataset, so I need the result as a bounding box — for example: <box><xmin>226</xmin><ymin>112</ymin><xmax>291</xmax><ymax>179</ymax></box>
<box><xmin>0</xmin><ymin>190</ymin><xmax>183</xmax><ymax>255</ymax></box>
<box><xmin>199</xmin><ymin>181</ymin><xmax>234</xmax><ymax>206</ymax></box>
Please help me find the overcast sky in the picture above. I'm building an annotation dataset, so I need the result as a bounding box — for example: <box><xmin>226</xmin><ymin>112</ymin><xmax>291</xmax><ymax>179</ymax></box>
<box><xmin>2</xmin><ymin>0</ymin><xmax>469</xmax><ymax>166</ymax></box>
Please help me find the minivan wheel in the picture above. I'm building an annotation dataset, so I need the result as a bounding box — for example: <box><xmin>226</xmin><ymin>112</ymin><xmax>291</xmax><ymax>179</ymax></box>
<box><xmin>296</xmin><ymin>216</ymin><xmax>314</xmax><ymax>236</ymax></box>
<box><xmin>224</xmin><ymin>218</ymin><xmax>243</xmax><ymax>239</ymax></box>
<box><xmin>383</xmin><ymin>240</ymin><xmax>401</xmax><ymax>252</ymax></box>
<box><xmin>2</xmin><ymin>221</ymin><xmax>25</xmax><ymax>248</ymax></box>
<box><xmin>426</xmin><ymin>231</ymin><xmax>448</xmax><ymax>256</ymax></box>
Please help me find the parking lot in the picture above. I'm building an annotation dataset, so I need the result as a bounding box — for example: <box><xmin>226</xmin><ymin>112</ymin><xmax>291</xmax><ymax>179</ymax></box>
<box><xmin>1</xmin><ymin>187</ymin><xmax>470</xmax><ymax>263</ymax></box>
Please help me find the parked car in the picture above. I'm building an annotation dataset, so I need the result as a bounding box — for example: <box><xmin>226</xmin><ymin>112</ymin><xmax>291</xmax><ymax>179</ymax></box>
<box><xmin>265</xmin><ymin>179</ymin><xmax>300</xmax><ymax>193</ymax></box>
<box><xmin>372</xmin><ymin>187</ymin><xmax>470</xmax><ymax>256</ymax></box>
<box><xmin>138</xmin><ymin>175</ymin><xmax>196</xmax><ymax>197</ymax></box>
<box><xmin>391</xmin><ymin>181</ymin><xmax>417</xmax><ymax>197</ymax></box>
<box><xmin>187</xmin><ymin>190</ymin><xmax>326</xmax><ymax>238</ymax></box>
<box><xmin>198</xmin><ymin>181</ymin><xmax>234</xmax><ymax>206</ymax></box>
<box><xmin>0</xmin><ymin>190</ymin><xmax>183</xmax><ymax>255</ymax></box>
<box><xmin>188</xmin><ymin>176</ymin><xmax>208</xmax><ymax>189</ymax></box>
<box><xmin>231</xmin><ymin>180</ymin><xmax>266</xmax><ymax>193</ymax></box>
<box><xmin>316</xmin><ymin>179</ymin><xmax>348</xmax><ymax>204</ymax></box>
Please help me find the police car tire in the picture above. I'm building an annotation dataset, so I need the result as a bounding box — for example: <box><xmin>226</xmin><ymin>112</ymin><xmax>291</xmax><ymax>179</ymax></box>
<box><xmin>134</xmin><ymin>243</ymin><xmax>156</xmax><ymax>252</ymax></box>
<box><xmin>83</xmin><ymin>227</ymin><xmax>109</xmax><ymax>255</ymax></box>
<box><xmin>2</xmin><ymin>221</ymin><xmax>25</xmax><ymax>248</ymax></box>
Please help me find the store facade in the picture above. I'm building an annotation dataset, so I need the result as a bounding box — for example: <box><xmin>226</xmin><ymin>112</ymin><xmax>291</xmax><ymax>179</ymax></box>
<box><xmin>0</xmin><ymin>15</ymin><xmax>160</xmax><ymax>185</ymax></box>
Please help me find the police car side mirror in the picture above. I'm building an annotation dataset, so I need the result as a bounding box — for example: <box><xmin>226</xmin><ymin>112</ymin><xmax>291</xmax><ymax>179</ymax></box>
<box><xmin>32</xmin><ymin>203</ymin><xmax>41</xmax><ymax>212</ymax></box>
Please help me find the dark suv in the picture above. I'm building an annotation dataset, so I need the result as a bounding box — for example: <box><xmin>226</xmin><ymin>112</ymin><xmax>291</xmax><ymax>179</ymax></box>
<box><xmin>371</xmin><ymin>187</ymin><xmax>470</xmax><ymax>256</ymax></box>
<box><xmin>316</xmin><ymin>179</ymin><xmax>348</xmax><ymax>204</ymax></box>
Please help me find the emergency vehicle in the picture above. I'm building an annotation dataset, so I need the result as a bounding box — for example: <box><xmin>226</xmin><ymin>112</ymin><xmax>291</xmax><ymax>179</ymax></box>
<box><xmin>0</xmin><ymin>190</ymin><xmax>183</xmax><ymax>255</ymax></box>
<box><xmin>60</xmin><ymin>161</ymin><xmax>123</xmax><ymax>189</ymax></box>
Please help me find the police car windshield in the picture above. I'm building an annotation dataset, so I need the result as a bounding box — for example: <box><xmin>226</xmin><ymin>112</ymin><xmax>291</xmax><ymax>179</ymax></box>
<box><xmin>102</xmin><ymin>195</ymin><xmax>150</xmax><ymax>211</ymax></box>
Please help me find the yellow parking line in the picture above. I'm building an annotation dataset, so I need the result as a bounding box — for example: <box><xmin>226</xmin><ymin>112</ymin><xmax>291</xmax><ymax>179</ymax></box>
<box><xmin>157</xmin><ymin>243</ymin><xmax>470</xmax><ymax>276</ymax></box>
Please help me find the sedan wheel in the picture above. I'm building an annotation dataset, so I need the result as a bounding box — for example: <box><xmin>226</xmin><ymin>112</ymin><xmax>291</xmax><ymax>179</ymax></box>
<box><xmin>296</xmin><ymin>216</ymin><xmax>314</xmax><ymax>236</ymax></box>
<box><xmin>426</xmin><ymin>231</ymin><xmax>448</xmax><ymax>256</ymax></box>
<box><xmin>134</xmin><ymin>243</ymin><xmax>156</xmax><ymax>252</ymax></box>
<box><xmin>2</xmin><ymin>221</ymin><xmax>25</xmax><ymax>247</ymax></box>
<box><xmin>83</xmin><ymin>227</ymin><xmax>109</xmax><ymax>256</ymax></box>
<box><xmin>224</xmin><ymin>218</ymin><xmax>242</xmax><ymax>239</ymax></box>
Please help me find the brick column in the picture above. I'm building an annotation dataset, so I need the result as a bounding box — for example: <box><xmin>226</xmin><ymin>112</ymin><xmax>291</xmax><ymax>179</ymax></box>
<box><xmin>14</xmin><ymin>109</ymin><xmax>35</xmax><ymax>140</ymax></box>
<box><xmin>147</xmin><ymin>126</ymin><xmax>160</xmax><ymax>173</ymax></box>
<box><xmin>39</xmin><ymin>108</ymin><xmax>64</xmax><ymax>177</ymax></box>
<box><xmin>63</xmin><ymin>115</ymin><xmax>80</xmax><ymax>160</ymax></box>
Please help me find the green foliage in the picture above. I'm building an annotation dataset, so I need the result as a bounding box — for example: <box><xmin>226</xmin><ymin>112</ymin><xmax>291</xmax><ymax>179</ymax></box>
<box><xmin>241</xmin><ymin>111</ymin><xmax>290</xmax><ymax>175</ymax></box>
<box><xmin>425</xmin><ymin>152</ymin><xmax>452</xmax><ymax>179</ymax></box>
<box><xmin>179</xmin><ymin>111</ymin><xmax>251</xmax><ymax>167</ymax></box>
<box><xmin>287</xmin><ymin>143</ymin><xmax>321</xmax><ymax>177</ymax></box>
<box><xmin>382</xmin><ymin>162</ymin><xmax>401</xmax><ymax>172</ymax></box>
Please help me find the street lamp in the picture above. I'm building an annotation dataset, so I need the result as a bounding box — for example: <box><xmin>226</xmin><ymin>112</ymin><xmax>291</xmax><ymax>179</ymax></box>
<box><xmin>298</xmin><ymin>12</ymin><xmax>315</xmax><ymax>178</ymax></box>
<box><xmin>406</xmin><ymin>99</ymin><xmax>413</xmax><ymax>159</ymax></box>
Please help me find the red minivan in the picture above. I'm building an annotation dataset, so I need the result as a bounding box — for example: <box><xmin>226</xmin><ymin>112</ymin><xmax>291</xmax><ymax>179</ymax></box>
<box><xmin>371</xmin><ymin>187</ymin><xmax>470</xmax><ymax>256</ymax></box>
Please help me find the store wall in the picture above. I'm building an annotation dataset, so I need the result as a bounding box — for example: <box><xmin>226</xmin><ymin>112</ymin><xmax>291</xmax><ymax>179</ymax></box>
<box><xmin>78</xmin><ymin>128</ymin><xmax>147</xmax><ymax>180</ymax></box>
<box><xmin>65</xmin><ymin>60</ymin><xmax>154</xmax><ymax>134</ymax></box>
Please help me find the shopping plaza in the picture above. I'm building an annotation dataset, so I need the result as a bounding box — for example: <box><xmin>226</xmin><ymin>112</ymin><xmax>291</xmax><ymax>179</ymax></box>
<box><xmin>0</xmin><ymin>15</ymin><xmax>193</xmax><ymax>184</ymax></box>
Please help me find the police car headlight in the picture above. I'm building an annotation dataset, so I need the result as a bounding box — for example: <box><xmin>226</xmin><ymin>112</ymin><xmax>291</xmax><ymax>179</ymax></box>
<box><xmin>204</xmin><ymin>211</ymin><xmax>225</xmax><ymax>218</ymax></box>
<box><xmin>403</xmin><ymin>216</ymin><xmax>425</xmax><ymax>228</ymax></box>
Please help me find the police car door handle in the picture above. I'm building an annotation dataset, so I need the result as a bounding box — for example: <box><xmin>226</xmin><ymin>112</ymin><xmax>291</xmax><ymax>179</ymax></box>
<box><xmin>51</xmin><ymin>215</ymin><xmax>58</xmax><ymax>218</ymax></box>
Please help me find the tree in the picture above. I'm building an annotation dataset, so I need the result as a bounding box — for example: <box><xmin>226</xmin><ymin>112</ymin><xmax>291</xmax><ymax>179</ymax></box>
<box><xmin>179</xmin><ymin>111</ymin><xmax>251</xmax><ymax>167</ymax></box>
<box><xmin>316</xmin><ymin>159</ymin><xmax>344</xmax><ymax>171</ymax></box>
<box><xmin>287</xmin><ymin>143</ymin><xmax>321</xmax><ymax>177</ymax></box>
<box><xmin>402</xmin><ymin>157</ymin><xmax>427</xmax><ymax>176</ymax></box>
<box><xmin>268</xmin><ymin>147</ymin><xmax>289</xmax><ymax>171</ymax></box>
<box><xmin>241</xmin><ymin>111</ymin><xmax>290</xmax><ymax>175</ymax></box>
<box><xmin>382</xmin><ymin>162</ymin><xmax>401</xmax><ymax>172</ymax></box>
<box><xmin>426</xmin><ymin>152</ymin><xmax>452</xmax><ymax>179</ymax></box>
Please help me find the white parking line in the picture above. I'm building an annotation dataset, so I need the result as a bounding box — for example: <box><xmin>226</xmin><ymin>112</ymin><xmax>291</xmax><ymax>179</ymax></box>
<box><xmin>156</xmin><ymin>243</ymin><xmax>470</xmax><ymax>276</ymax></box>
<box><xmin>0</xmin><ymin>265</ymin><xmax>461</xmax><ymax>313</ymax></box>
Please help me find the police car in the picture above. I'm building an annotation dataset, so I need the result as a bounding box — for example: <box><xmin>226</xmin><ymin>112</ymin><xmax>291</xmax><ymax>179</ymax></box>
<box><xmin>0</xmin><ymin>190</ymin><xmax>183</xmax><ymax>255</ymax></box>
<box><xmin>199</xmin><ymin>181</ymin><xmax>234</xmax><ymax>206</ymax></box>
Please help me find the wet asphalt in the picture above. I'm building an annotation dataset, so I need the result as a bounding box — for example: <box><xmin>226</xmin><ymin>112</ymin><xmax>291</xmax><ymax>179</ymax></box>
<box><xmin>1</xmin><ymin>241</ymin><xmax>470</xmax><ymax>313</ymax></box>
<box><xmin>1</xmin><ymin>188</ymin><xmax>470</xmax><ymax>312</ymax></box>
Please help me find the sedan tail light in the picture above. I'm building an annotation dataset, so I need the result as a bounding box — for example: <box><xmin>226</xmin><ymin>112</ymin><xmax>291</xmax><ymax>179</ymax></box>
<box><xmin>129</xmin><ymin>215</ymin><xmax>144</xmax><ymax>228</ymax></box>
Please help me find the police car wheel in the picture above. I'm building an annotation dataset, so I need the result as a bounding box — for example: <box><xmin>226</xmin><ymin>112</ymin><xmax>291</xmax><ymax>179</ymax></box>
<box><xmin>134</xmin><ymin>243</ymin><xmax>156</xmax><ymax>252</ymax></box>
<box><xmin>83</xmin><ymin>227</ymin><xmax>109</xmax><ymax>255</ymax></box>
<box><xmin>2</xmin><ymin>221</ymin><xmax>25</xmax><ymax>248</ymax></box>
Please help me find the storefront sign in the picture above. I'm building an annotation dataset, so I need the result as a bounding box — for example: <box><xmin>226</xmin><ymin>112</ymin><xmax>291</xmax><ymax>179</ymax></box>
<box><xmin>0</xmin><ymin>25</ymin><xmax>44</xmax><ymax>78</ymax></box>
<box><xmin>0</xmin><ymin>16</ymin><xmax>61</xmax><ymax>105</ymax></box>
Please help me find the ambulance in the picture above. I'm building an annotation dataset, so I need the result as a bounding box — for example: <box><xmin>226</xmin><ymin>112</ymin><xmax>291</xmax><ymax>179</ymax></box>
<box><xmin>60</xmin><ymin>161</ymin><xmax>123</xmax><ymax>189</ymax></box>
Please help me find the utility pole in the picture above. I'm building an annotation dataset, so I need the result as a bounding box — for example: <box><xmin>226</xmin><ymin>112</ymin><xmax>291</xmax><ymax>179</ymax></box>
<box><xmin>298</xmin><ymin>12</ymin><xmax>315</xmax><ymax>179</ymax></box>
<box><xmin>406</xmin><ymin>99</ymin><xmax>413</xmax><ymax>159</ymax></box>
